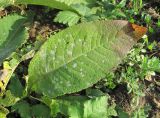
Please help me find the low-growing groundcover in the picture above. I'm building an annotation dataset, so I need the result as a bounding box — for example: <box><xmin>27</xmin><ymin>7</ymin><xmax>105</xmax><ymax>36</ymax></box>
<box><xmin>0</xmin><ymin>0</ymin><xmax>160</xmax><ymax>118</ymax></box>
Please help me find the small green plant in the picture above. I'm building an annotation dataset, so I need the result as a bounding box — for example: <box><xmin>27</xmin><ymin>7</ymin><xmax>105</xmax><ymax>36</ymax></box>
<box><xmin>54</xmin><ymin>0</ymin><xmax>127</xmax><ymax>26</ymax></box>
<box><xmin>133</xmin><ymin>0</ymin><xmax>143</xmax><ymax>12</ymax></box>
<box><xmin>131</xmin><ymin>105</ymin><xmax>151</xmax><ymax>118</ymax></box>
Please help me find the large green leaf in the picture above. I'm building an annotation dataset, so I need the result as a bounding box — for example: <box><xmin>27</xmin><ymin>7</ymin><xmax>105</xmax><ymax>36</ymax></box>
<box><xmin>12</xmin><ymin>101</ymin><xmax>51</xmax><ymax>118</ymax></box>
<box><xmin>0</xmin><ymin>14</ymin><xmax>28</xmax><ymax>64</ymax></box>
<box><xmin>0</xmin><ymin>0</ymin><xmax>87</xmax><ymax>11</ymax></box>
<box><xmin>47</xmin><ymin>95</ymin><xmax>117</xmax><ymax>118</ymax></box>
<box><xmin>8</xmin><ymin>75</ymin><xmax>25</xmax><ymax>98</ymax></box>
<box><xmin>31</xmin><ymin>104</ymin><xmax>51</xmax><ymax>118</ymax></box>
<box><xmin>15</xmin><ymin>0</ymin><xmax>87</xmax><ymax>10</ymax></box>
<box><xmin>0</xmin><ymin>0</ymin><xmax>13</xmax><ymax>9</ymax></box>
<box><xmin>28</xmin><ymin>20</ymin><xmax>147</xmax><ymax>98</ymax></box>
<box><xmin>0</xmin><ymin>90</ymin><xmax>20</xmax><ymax>107</ymax></box>
<box><xmin>11</xmin><ymin>101</ymin><xmax>31</xmax><ymax>118</ymax></box>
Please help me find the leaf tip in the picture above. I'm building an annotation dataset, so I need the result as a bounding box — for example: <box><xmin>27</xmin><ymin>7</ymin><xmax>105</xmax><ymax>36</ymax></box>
<box><xmin>130</xmin><ymin>23</ymin><xmax>147</xmax><ymax>40</ymax></box>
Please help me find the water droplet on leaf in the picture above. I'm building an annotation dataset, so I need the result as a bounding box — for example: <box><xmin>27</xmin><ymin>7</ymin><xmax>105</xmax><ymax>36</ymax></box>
<box><xmin>72</xmin><ymin>63</ymin><xmax>77</xmax><ymax>68</ymax></box>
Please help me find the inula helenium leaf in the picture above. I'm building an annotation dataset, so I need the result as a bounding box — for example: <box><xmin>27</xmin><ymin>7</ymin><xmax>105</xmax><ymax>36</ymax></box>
<box><xmin>0</xmin><ymin>0</ymin><xmax>13</xmax><ymax>8</ymax></box>
<box><xmin>15</xmin><ymin>0</ymin><xmax>87</xmax><ymax>11</ymax></box>
<box><xmin>49</xmin><ymin>95</ymin><xmax>117</xmax><ymax>117</ymax></box>
<box><xmin>28</xmin><ymin>20</ymin><xmax>147</xmax><ymax>98</ymax></box>
<box><xmin>0</xmin><ymin>14</ymin><xmax>28</xmax><ymax>64</ymax></box>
